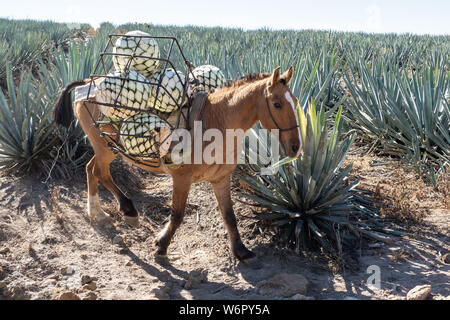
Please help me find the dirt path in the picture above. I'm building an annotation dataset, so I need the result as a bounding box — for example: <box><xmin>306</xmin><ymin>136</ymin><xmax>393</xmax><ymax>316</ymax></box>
<box><xmin>0</xmin><ymin>154</ymin><xmax>449</xmax><ymax>300</ymax></box>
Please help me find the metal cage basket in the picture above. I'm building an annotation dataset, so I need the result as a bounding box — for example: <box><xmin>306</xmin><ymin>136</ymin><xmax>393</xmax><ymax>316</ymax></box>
<box><xmin>83</xmin><ymin>33</ymin><xmax>200</xmax><ymax>167</ymax></box>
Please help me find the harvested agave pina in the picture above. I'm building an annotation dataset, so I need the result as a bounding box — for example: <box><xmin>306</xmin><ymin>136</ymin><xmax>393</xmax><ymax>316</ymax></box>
<box><xmin>148</xmin><ymin>68</ymin><xmax>186</xmax><ymax>113</ymax></box>
<box><xmin>189</xmin><ymin>65</ymin><xmax>225</xmax><ymax>93</ymax></box>
<box><xmin>112</xmin><ymin>30</ymin><xmax>160</xmax><ymax>77</ymax></box>
<box><xmin>120</xmin><ymin>113</ymin><xmax>172</xmax><ymax>159</ymax></box>
<box><xmin>95</xmin><ymin>70</ymin><xmax>151</xmax><ymax>120</ymax></box>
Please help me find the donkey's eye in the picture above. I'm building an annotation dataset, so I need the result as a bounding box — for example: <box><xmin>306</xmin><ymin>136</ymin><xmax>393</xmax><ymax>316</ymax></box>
<box><xmin>274</xmin><ymin>102</ymin><xmax>282</xmax><ymax>109</ymax></box>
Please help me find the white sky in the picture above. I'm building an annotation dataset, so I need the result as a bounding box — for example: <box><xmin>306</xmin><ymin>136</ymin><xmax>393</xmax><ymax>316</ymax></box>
<box><xmin>1</xmin><ymin>0</ymin><xmax>449</xmax><ymax>35</ymax></box>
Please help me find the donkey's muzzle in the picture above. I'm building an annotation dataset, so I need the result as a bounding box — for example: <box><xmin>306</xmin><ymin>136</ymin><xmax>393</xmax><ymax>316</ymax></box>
<box><xmin>285</xmin><ymin>138</ymin><xmax>302</xmax><ymax>158</ymax></box>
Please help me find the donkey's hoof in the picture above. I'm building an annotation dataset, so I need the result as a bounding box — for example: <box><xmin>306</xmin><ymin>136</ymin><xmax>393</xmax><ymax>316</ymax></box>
<box><xmin>234</xmin><ymin>247</ymin><xmax>262</xmax><ymax>269</ymax></box>
<box><xmin>153</xmin><ymin>248</ymin><xmax>170</xmax><ymax>265</ymax></box>
<box><xmin>153</xmin><ymin>239</ymin><xmax>167</xmax><ymax>256</ymax></box>
<box><xmin>234</xmin><ymin>245</ymin><xmax>256</xmax><ymax>261</ymax></box>
<box><xmin>154</xmin><ymin>250</ymin><xmax>168</xmax><ymax>259</ymax></box>
<box><xmin>91</xmin><ymin>210</ymin><xmax>112</xmax><ymax>225</ymax></box>
<box><xmin>124</xmin><ymin>215</ymin><xmax>140</xmax><ymax>228</ymax></box>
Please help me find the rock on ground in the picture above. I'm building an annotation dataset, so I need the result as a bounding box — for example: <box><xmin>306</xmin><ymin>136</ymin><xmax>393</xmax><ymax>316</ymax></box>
<box><xmin>442</xmin><ymin>253</ymin><xmax>450</xmax><ymax>264</ymax></box>
<box><xmin>152</xmin><ymin>288</ymin><xmax>169</xmax><ymax>300</ymax></box>
<box><xmin>184</xmin><ymin>269</ymin><xmax>208</xmax><ymax>290</ymax></box>
<box><xmin>256</xmin><ymin>273</ymin><xmax>308</xmax><ymax>298</ymax></box>
<box><xmin>82</xmin><ymin>292</ymin><xmax>97</xmax><ymax>300</ymax></box>
<box><xmin>406</xmin><ymin>285</ymin><xmax>432</xmax><ymax>300</ymax></box>
<box><xmin>82</xmin><ymin>282</ymin><xmax>97</xmax><ymax>291</ymax></box>
<box><xmin>112</xmin><ymin>235</ymin><xmax>124</xmax><ymax>245</ymax></box>
<box><xmin>290</xmin><ymin>293</ymin><xmax>314</xmax><ymax>300</ymax></box>
<box><xmin>81</xmin><ymin>275</ymin><xmax>97</xmax><ymax>285</ymax></box>
<box><xmin>58</xmin><ymin>291</ymin><xmax>81</xmax><ymax>300</ymax></box>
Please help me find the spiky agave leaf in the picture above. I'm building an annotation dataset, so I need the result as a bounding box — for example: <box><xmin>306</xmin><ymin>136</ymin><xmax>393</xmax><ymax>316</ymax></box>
<box><xmin>35</xmin><ymin>41</ymin><xmax>102</xmax><ymax>178</ymax></box>
<box><xmin>0</xmin><ymin>64</ymin><xmax>57</xmax><ymax>173</ymax></box>
<box><xmin>344</xmin><ymin>57</ymin><xmax>449</xmax><ymax>187</ymax></box>
<box><xmin>237</xmin><ymin>99</ymin><xmax>387</xmax><ymax>257</ymax></box>
<box><xmin>0</xmin><ymin>18</ymin><xmax>89</xmax><ymax>86</ymax></box>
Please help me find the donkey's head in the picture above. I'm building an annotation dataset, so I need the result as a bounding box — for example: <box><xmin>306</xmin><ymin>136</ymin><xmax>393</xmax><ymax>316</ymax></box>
<box><xmin>258</xmin><ymin>66</ymin><xmax>301</xmax><ymax>158</ymax></box>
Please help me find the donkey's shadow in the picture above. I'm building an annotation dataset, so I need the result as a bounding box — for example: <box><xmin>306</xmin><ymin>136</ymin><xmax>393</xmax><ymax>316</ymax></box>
<box><xmin>123</xmin><ymin>247</ymin><xmax>268</xmax><ymax>299</ymax></box>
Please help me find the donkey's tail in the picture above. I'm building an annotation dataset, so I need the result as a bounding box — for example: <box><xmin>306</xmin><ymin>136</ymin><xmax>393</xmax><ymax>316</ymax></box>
<box><xmin>53</xmin><ymin>80</ymin><xmax>86</xmax><ymax>127</ymax></box>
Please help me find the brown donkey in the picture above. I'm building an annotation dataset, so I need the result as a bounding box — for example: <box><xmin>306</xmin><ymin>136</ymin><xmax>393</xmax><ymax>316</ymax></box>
<box><xmin>53</xmin><ymin>66</ymin><xmax>301</xmax><ymax>263</ymax></box>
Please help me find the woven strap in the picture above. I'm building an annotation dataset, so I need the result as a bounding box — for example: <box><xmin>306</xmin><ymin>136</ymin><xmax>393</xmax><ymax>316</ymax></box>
<box><xmin>187</xmin><ymin>91</ymin><xmax>208</xmax><ymax>130</ymax></box>
<box><xmin>162</xmin><ymin>91</ymin><xmax>208</xmax><ymax>167</ymax></box>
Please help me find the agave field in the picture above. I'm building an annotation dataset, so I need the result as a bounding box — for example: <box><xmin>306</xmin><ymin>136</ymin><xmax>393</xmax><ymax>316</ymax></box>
<box><xmin>0</xmin><ymin>18</ymin><xmax>449</xmax><ymax>263</ymax></box>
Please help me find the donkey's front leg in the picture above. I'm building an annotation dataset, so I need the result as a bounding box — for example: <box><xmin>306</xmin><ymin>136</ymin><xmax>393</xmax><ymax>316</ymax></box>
<box><xmin>154</xmin><ymin>178</ymin><xmax>191</xmax><ymax>257</ymax></box>
<box><xmin>211</xmin><ymin>176</ymin><xmax>255</xmax><ymax>262</ymax></box>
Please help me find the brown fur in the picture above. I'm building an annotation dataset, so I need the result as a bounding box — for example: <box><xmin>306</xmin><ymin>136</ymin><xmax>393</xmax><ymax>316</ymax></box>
<box><xmin>54</xmin><ymin>67</ymin><xmax>300</xmax><ymax>262</ymax></box>
<box><xmin>223</xmin><ymin>73</ymin><xmax>271</xmax><ymax>88</ymax></box>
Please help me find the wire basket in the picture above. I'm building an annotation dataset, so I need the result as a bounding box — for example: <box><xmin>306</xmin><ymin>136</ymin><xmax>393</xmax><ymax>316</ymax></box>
<box><xmin>83</xmin><ymin>33</ymin><xmax>199</xmax><ymax>167</ymax></box>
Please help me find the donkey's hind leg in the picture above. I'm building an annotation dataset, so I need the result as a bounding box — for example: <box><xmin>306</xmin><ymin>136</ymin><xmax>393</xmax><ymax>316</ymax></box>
<box><xmin>86</xmin><ymin>151</ymin><xmax>140</xmax><ymax>227</ymax></box>
<box><xmin>86</xmin><ymin>155</ymin><xmax>110</xmax><ymax>222</ymax></box>
<box><xmin>76</xmin><ymin>101</ymin><xmax>139</xmax><ymax>227</ymax></box>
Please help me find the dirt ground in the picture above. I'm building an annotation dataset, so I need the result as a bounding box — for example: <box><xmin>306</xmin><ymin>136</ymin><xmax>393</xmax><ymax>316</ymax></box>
<box><xmin>0</xmin><ymin>149</ymin><xmax>448</xmax><ymax>300</ymax></box>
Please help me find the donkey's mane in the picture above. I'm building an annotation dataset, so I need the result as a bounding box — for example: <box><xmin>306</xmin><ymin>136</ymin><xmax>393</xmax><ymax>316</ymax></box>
<box><xmin>222</xmin><ymin>73</ymin><xmax>271</xmax><ymax>88</ymax></box>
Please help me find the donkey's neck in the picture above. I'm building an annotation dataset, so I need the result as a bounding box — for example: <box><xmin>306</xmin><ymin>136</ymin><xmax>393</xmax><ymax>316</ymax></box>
<box><xmin>202</xmin><ymin>79</ymin><xmax>266</xmax><ymax>132</ymax></box>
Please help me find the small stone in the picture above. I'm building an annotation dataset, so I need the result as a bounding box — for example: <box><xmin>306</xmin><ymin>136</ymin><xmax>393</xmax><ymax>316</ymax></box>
<box><xmin>127</xmin><ymin>285</ymin><xmax>133</xmax><ymax>291</ymax></box>
<box><xmin>47</xmin><ymin>252</ymin><xmax>58</xmax><ymax>259</ymax></box>
<box><xmin>179</xmin><ymin>289</ymin><xmax>193</xmax><ymax>299</ymax></box>
<box><xmin>160</xmin><ymin>282</ymin><xmax>173</xmax><ymax>293</ymax></box>
<box><xmin>442</xmin><ymin>253</ymin><xmax>450</xmax><ymax>264</ymax></box>
<box><xmin>0</xmin><ymin>248</ymin><xmax>10</xmax><ymax>254</ymax></box>
<box><xmin>82</xmin><ymin>282</ymin><xmax>97</xmax><ymax>291</ymax></box>
<box><xmin>61</xmin><ymin>266</ymin><xmax>75</xmax><ymax>276</ymax></box>
<box><xmin>407</xmin><ymin>285</ymin><xmax>432</xmax><ymax>300</ymax></box>
<box><xmin>125</xmin><ymin>260</ymin><xmax>133</xmax><ymax>267</ymax></box>
<box><xmin>58</xmin><ymin>291</ymin><xmax>80</xmax><ymax>300</ymax></box>
<box><xmin>290</xmin><ymin>294</ymin><xmax>315</xmax><ymax>300</ymax></box>
<box><xmin>3</xmin><ymin>285</ymin><xmax>24</xmax><ymax>299</ymax></box>
<box><xmin>343</xmin><ymin>296</ymin><xmax>359</xmax><ymax>300</ymax></box>
<box><xmin>42</xmin><ymin>279</ymin><xmax>57</xmax><ymax>287</ymax></box>
<box><xmin>81</xmin><ymin>275</ymin><xmax>97</xmax><ymax>285</ymax></box>
<box><xmin>256</xmin><ymin>273</ymin><xmax>308</xmax><ymax>297</ymax></box>
<box><xmin>184</xmin><ymin>269</ymin><xmax>208</xmax><ymax>290</ymax></box>
<box><xmin>113</xmin><ymin>235</ymin><xmax>124</xmax><ymax>245</ymax></box>
<box><xmin>80</xmin><ymin>253</ymin><xmax>89</xmax><ymax>260</ymax></box>
<box><xmin>81</xmin><ymin>275</ymin><xmax>90</xmax><ymax>285</ymax></box>
<box><xmin>152</xmin><ymin>288</ymin><xmax>169</xmax><ymax>300</ymax></box>
<box><xmin>82</xmin><ymin>292</ymin><xmax>97</xmax><ymax>300</ymax></box>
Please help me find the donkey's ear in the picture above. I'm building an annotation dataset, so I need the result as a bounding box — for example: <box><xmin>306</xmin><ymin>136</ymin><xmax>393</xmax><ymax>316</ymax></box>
<box><xmin>281</xmin><ymin>66</ymin><xmax>294</xmax><ymax>85</ymax></box>
<box><xmin>270</xmin><ymin>67</ymin><xmax>281</xmax><ymax>86</ymax></box>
